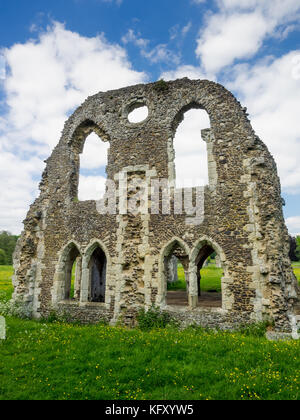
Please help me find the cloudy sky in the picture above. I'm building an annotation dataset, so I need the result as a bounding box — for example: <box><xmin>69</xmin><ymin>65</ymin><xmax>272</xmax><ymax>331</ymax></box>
<box><xmin>0</xmin><ymin>0</ymin><xmax>299</xmax><ymax>235</ymax></box>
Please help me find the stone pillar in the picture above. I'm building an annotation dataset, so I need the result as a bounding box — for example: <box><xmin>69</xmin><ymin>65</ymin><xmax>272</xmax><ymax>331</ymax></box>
<box><xmin>113</xmin><ymin>166</ymin><xmax>154</xmax><ymax>325</ymax></box>
<box><xmin>74</xmin><ymin>256</ymin><xmax>82</xmax><ymax>300</ymax></box>
<box><xmin>215</xmin><ymin>255</ymin><xmax>221</xmax><ymax>268</ymax></box>
<box><xmin>167</xmin><ymin>256</ymin><xmax>178</xmax><ymax>283</ymax></box>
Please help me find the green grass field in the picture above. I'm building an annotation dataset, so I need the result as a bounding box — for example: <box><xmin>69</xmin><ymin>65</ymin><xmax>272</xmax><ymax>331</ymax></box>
<box><xmin>293</xmin><ymin>262</ymin><xmax>300</xmax><ymax>282</ymax></box>
<box><xmin>168</xmin><ymin>264</ymin><xmax>223</xmax><ymax>292</ymax></box>
<box><xmin>0</xmin><ymin>265</ymin><xmax>300</xmax><ymax>400</ymax></box>
<box><xmin>0</xmin><ymin>266</ymin><xmax>14</xmax><ymax>301</ymax></box>
<box><xmin>168</xmin><ymin>262</ymin><xmax>300</xmax><ymax>291</ymax></box>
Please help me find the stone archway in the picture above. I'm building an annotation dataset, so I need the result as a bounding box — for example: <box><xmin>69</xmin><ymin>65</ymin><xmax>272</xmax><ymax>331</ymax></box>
<box><xmin>189</xmin><ymin>237</ymin><xmax>230</xmax><ymax>310</ymax></box>
<box><xmin>159</xmin><ymin>237</ymin><xmax>191</xmax><ymax>307</ymax></box>
<box><xmin>52</xmin><ymin>241</ymin><xmax>82</xmax><ymax>304</ymax></box>
<box><xmin>80</xmin><ymin>240</ymin><xmax>110</xmax><ymax>304</ymax></box>
<box><xmin>89</xmin><ymin>247</ymin><xmax>107</xmax><ymax>303</ymax></box>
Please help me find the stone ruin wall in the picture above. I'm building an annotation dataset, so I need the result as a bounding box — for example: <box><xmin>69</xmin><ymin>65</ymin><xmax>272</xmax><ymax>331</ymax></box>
<box><xmin>12</xmin><ymin>78</ymin><xmax>300</xmax><ymax>338</ymax></box>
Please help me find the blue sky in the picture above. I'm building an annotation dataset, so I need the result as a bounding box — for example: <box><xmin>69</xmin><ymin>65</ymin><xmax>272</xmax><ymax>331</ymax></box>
<box><xmin>0</xmin><ymin>0</ymin><xmax>210</xmax><ymax>79</ymax></box>
<box><xmin>0</xmin><ymin>0</ymin><xmax>300</xmax><ymax>235</ymax></box>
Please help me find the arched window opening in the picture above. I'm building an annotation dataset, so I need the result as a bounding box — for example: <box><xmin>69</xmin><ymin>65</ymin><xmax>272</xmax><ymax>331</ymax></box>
<box><xmin>173</xmin><ymin>109</ymin><xmax>210</xmax><ymax>188</ymax></box>
<box><xmin>78</xmin><ymin>132</ymin><xmax>109</xmax><ymax>201</ymax></box>
<box><xmin>165</xmin><ymin>242</ymin><xmax>189</xmax><ymax>307</ymax></box>
<box><xmin>88</xmin><ymin>247</ymin><xmax>107</xmax><ymax>303</ymax></box>
<box><xmin>64</xmin><ymin>245</ymin><xmax>81</xmax><ymax>301</ymax></box>
<box><xmin>195</xmin><ymin>245</ymin><xmax>223</xmax><ymax>308</ymax></box>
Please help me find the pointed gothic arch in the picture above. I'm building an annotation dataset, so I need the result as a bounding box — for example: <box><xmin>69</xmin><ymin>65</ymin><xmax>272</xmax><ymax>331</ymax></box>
<box><xmin>190</xmin><ymin>236</ymin><xmax>228</xmax><ymax>309</ymax></box>
<box><xmin>67</xmin><ymin>119</ymin><xmax>110</xmax><ymax>202</ymax></box>
<box><xmin>52</xmin><ymin>241</ymin><xmax>82</xmax><ymax>303</ymax></box>
<box><xmin>159</xmin><ymin>237</ymin><xmax>191</xmax><ymax>307</ymax></box>
<box><xmin>80</xmin><ymin>240</ymin><xmax>110</xmax><ymax>304</ymax></box>
<box><xmin>172</xmin><ymin>107</ymin><xmax>210</xmax><ymax>188</ymax></box>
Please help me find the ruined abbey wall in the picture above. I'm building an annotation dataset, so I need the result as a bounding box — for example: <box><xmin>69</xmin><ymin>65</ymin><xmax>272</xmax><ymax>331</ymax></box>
<box><xmin>12</xmin><ymin>78</ymin><xmax>300</xmax><ymax>338</ymax></box>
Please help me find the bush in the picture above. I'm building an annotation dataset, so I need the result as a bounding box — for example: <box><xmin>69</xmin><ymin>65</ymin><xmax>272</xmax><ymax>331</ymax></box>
<box><xmin>153</xmin><ymin>79</ymin><xmax>169</xmax><ymax>93</ymax></box>
<box><xmin>296</xmin><ymin>236</ymin><xmax>300</xmax><ymax>261</ymax></box>
<box><xmin>137</xmin><ymin>306</ymin><xmax>178</xmax><ymax>331</ymax></box>
<box><xmin>41</xmin><ymin>310</ymin><xmax>62</xmax><ymax>324</ymax></box>
<box><xmin>0</xmin><ymin>298</ymin><xmax>32</xmax><ymax>319</ymax></box>
<box><xmin>237</xmin><ymin>322</ymin><xmax>271</xmax><ymax>338</ymax></box>
<box><xmin>0</xmin><ymin>231</ymin><xmax>19</xmax><ymax>265</ymax></box>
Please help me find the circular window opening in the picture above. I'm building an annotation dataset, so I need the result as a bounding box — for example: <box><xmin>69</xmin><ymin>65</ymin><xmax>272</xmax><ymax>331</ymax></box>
<box><xmin>128</xmin><ymin>105</ymin><xmax>149</xmax><ymax>124</ymax></box>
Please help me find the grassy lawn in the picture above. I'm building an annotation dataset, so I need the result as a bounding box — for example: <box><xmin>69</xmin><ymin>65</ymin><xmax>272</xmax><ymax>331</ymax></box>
<box><xmin>0</xmin><ymin>317</ymin><xmax>299</xmax><ymax>400</ymax></box>
<box><xmin>168</xmin><ymin>265</ymin><xmax>223</xmax><ymax>292</ymax></box>
<box><xmin>0</xmin><ymin>265</ymin><xmax>300</xmax><ymax>401</ymax></box>
<box><xmin>293</xmin><ymin>262</ymin><xmax>300</xmax><ymax>282</ymax></box>
<box><xmin>0</xmin><ymin>266</ymin><xmax>14</xmax><ymax>302</ymax></box>
<box><xmin>169</xmin><ymin>263</ymin><xmax>300</xmax><ymax>292</ymax></box>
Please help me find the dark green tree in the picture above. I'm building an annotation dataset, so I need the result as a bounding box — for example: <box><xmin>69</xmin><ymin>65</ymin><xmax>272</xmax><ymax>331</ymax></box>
<box><xmin>296</xmin><ymin>236</ymin><xmax>300</xmax><ymax>261</ymax></box>
<box><xmin>0</xmin><ymin>249</ymin><xmax>7</xmax><ymax>265</ymax></box>
<box><xmin>0</xmin><ymin>231</ymin><xmax>19</xmax><ymax>265</ymax></box>
<box><xmin>289</xmin><ymin>236</ymin><xmax>298</xmax><ymax>261</ymax></box>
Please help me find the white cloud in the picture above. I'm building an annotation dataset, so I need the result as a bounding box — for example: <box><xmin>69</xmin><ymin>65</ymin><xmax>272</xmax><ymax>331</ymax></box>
<box><xmin>0</xmin><ymin>22</ymin><xmax>146</xmax><ymax>234</ymax></box>
<box><xmin>182</xmin><ymin>22</ymin><xmax>192</xmax><ymax>37</ymax></box>
<box><xmin>196</xmin><ymin>0</ymin><xmax>300</xmax><ymax>74</ymax></box>
<box><xmin>0</xmin><ymin>54</ymin><xmax>5</xmax><ymax>80</ymax></box>
<box><xmin>286</xmin><ymin>216</ymin><xmax>300</xmax><ymax>236</ymax></box>
<box><xmin>218</xmin><ymin>0</ymin><xmax>300</xmax><ymax>18</ymax></box>
<box><xmin>217</xmin><ymin>0</ymin><xmax>259</xmax><ymax>8</ymax></box>
<box><xmin>161</xmin><ymin>2</ymin><xmax>300</xmax><ymax>198</ymax></box>
<box><xmin>196</xmin><ymin>12</ymin><xmax>269</xmax><ymax>74</ymax></box>
<box><xmin>227</xmin><ymin>50</ymin><xmax>300</xmax><ymax>194</ymax></box>
<box><xmin>170</xmin><ymin>22</ymin><xmax>192</xmax><ymax>41</ymax></box>
<box><xmin>142</xmin><ymin>44</ymin><xmax>181</xmax><ymax>66</ymax></box>
<box><xmin>101</xmin><ymin>0</ymin><xmax>123</xmax><ymax>5</ymax></box>
<box><xmin>0</xmin><ymin>149</ymin><xmax>43</xmax><ymax>234</ymax></box>
<box><xmin>3</xmin><ymin>22</ymin><xmax>146</xmax><ymax>153</ymax></box>
<box><xmin>122</xmin><ymin>28</ymin><xmax>181</xmax><ymax>66</ymax></box>
<box><xmin>161</xmin><ymin>65</ymin><xmax>209</xmax><ymax>82</ymax></box>
<box><xmin>121</xmin><ymin>29</ymin><xmax>149</xmax><ymax>49</ymax></box>
<box><xmin>163</xmin><ymin>50</ymin><xmax>300</xmax><ymax>196</ymax></box>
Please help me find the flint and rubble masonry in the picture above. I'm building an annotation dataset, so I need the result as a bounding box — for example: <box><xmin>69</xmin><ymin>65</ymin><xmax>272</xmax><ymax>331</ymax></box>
<box><xmin>12</xmin><ymin>78</ymin><xmax>300</xmax><ymax>337</ymax></box>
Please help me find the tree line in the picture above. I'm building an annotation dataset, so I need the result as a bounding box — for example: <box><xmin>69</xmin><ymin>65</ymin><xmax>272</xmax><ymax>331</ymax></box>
<box><xmin>0</xmin><ymin>231</ymin><xmax>19</xmax><ymax>265</ymax></box>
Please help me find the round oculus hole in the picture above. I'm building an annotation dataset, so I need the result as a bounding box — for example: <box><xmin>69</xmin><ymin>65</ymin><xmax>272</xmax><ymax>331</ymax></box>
<box><xmin>127</xmin><ymin>105</ymin><xmax>149</xmax><ymax>123</ymax></box>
